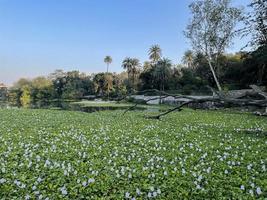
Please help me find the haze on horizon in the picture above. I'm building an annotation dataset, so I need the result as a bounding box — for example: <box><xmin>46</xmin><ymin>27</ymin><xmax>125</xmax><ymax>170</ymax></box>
<box><xmin>0</xmin><ymin>0</ymin><xmax>250</xmax><ymax>86</ymax></box>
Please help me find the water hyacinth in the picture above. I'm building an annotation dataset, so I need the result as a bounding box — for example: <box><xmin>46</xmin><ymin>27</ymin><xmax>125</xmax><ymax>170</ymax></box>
<box><xmin>0</xmin><ymin>109</ymin><xmax>266</xmax><ymax>199</ymax></box>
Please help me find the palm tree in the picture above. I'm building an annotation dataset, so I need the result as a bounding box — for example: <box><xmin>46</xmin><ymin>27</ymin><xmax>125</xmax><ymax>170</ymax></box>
<box><xmin>143</xmin><ymin>61</ymin><xmax>152</xmax><ymax>71</ymax></box>
<box><xmin>122</xmin><ymin>57</ymin><xmax>133</xmax><ymax>80</ymax></box>
<box><xmin>148</xmin><ymin>45</ymin><xmax>162</xmax><ymax>64</ymax></box>
<box><xmin>182</xmin><ymin>50</ymin><xmax>194</xmax><ymax>68</ymax></box>
<box><xmin>130</xmin><ymin>58</ymin><xmax>141</xmax><ymax>90</ymax></box>
<box><xmin>104</xmin><ymin>56</ymin><xmax>112</xmax><ymax>73</ymax></box>
<box><xmin>153</xmin><ymin>58</ymin><xmax>172</xmax><ymax>92</ymax></box>
<box><xmin>122</xmin><ymin>57</ymin><xmax>140</xmax><ymax>91</ymax></box>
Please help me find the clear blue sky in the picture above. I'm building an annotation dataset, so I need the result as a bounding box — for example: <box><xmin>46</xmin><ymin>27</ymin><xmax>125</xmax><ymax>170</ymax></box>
<box><xmin>0</xmin><ymin>0</ymin><xmax>250</xmax><ymax>85</ymax></box>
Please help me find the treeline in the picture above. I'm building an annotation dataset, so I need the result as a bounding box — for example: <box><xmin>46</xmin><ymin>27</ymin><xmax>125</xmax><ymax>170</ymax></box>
<box><xmin>7</xmin><ymin>49</ymin><xmax>266</xmax><ymax>107</ymax></box>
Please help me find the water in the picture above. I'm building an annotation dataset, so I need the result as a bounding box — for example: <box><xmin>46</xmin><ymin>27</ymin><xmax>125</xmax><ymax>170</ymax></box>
<box><xmin>1</xmin><ymin>100</ymin><xmax>149</xmax><ymax>113</ymax></box>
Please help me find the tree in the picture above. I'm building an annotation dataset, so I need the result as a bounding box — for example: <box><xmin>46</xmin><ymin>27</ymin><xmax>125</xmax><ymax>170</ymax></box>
<box><xmin>104</xmin><ymin>56</ymin><xmax>112</xmax><ymax>73</ymax></box>
<box><xmin>130</xmin><ymin>58</ymin><xmax>141</xmax><ymax>91</ymax></box>
<box><xmin>153</xmin><ymin>58</ymin><xmax>172</xmax><ymax>91</ymax></box>
<box><xmin>243</xmin><ymin>0</ymin><xmax>267</xmax><ymax>85</ymax></box>
<box><xmin>244</xmin><ymin>0</ymin><xmax>267</xmax><ymax>47</ymax></box>
<box><xmin>122</xmin><ymin>57</ymin><xmax>133</xmax><ymax>80</ymax></box>
<box><xmin>185</xmin><ymin>0</ymin><xmax>242</xmax><ymax>91</ymax></box>
<box><xmin>122</xmin><ymin>57</ymin><xmax>140</xmax><ymax>91</ymax></box>
<box><xmin>182</xmin><ymin>50</ymin><xmax>194</xmax><ymax>69</ymax></box>
<box><xmin>104</xmin><ymin>73</ymin><xmax>113</xmax><ymax>98</ymax></box>
<box><xmin>20</xmin><ymin>85</ymin><xmax>31</xmax><ymax>108</ymax></box>
<box><xmin>143</xmin><ymin>61</ymin><xmax>152</xmax><ymax>72</ymax></box>
<box><xmin>93</xmin><ymin>73</ymin><xmax>106</xmax><ymax>96</ymax></box>
<box><xmin>148</xmin><ymin>45</ymin><xmax>162</xmax><ymax>64</ymax></box>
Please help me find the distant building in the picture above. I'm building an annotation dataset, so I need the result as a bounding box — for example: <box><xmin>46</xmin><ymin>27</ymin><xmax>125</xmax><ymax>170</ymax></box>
<box><xmin>0</xmin><ymin>83</ymin><xmax>8</xmax><ymax>100</ymax></box>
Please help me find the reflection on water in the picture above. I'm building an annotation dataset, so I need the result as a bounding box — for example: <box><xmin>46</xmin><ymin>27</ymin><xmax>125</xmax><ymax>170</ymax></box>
<box><xmin>0</xmin><ymin>100</ymin><xmax>151</xmax><ymax>113</ymax></box>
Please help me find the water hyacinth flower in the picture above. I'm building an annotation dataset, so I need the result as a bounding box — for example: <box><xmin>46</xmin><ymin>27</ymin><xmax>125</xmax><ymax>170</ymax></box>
<box><xmin>25</xmin><ymin>194</ymin><xmax>30</xmax><ymax>200</ymax></box>
<box><xmin>0</xmin><ymin>178</ymin><xmax>6</xmax><ymax>184</ymax></box>
<box><xmin>247</xmin><ymin>164</ymin><xmax>252</xmax><ymax>170</ymax></box>
<box><xmin>136</xmin><ymin>188</ymin><xmax>141</xmax><ymax>195</ymax></box>
<box><xmin>196</xmin><ymin>185</ymin><xmax>201</xmax><ymax>189</ymax></box>
<box><xmin>37</xmin><ymin>177</ymin><xmax>42</xmax><ymax>183</ymax></box>
<box><xmin>157</xmin><ymin>189</ymin><xmax>161</xmax><ymax>194</ymax></box>
<box><xmin>82</xmin><ymin>181</ymin><xmax>87</xmax><ymax>187</ymax></box>
<box><xmin>125</xmin><ymin>192</ymin><xmax>130</xmax><ymax>199</ymax></box>
<box><xmin>150</xmin><ymin>186</ymin><xmax>154</xmax><ymax>191</ymax></box>
<box><xmin>240</xmin><ymin>185</ymin><xmax>245</xmax><ymax>190</ymax></box>
<box><xmin>60</xmin><ymin>186</ymin><xmax>68</xmax><ymax>195</ymax></box>
<box><xmin>88</xmin><ymin>178</ymin><xmax>95</xmax><ymax>184</ymax></box>
<box><xmin>256</xmin><ymin>187</ymin><xmax>262</xmax><ymax>195</ymax></box>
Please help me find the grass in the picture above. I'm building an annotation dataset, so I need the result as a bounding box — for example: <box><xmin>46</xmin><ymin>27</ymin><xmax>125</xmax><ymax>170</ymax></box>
<box><xmin>0</xmin><ymin>108</ymin><xmax>266</xmax><ymax>199</ymax></box>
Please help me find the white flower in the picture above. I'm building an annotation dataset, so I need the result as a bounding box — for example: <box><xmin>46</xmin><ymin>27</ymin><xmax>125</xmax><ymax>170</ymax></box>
<box><xmin>81</xmin><ymin>180</ymin><xmax>87</xmax><ymax>186</ymax></box>
<box><xmin>224</xmin><ymin>170</ymin><xmax>228</xmax><ymax>174</ymax></box>
<box><xmin>157</xmin><ymin>188</ymin><xmax>161</xmax><ymax>194</ymax></box>
<box><xmin>148</xmin><ymin>192</ymin><xmax>152</xmax><ymax>198</ymax></box>
<box><xmin>88</xmin><ymin>178</ymin><xmax>95</xmax><ymax>183</ymax></box>
<box><xmin>128</xmin><ymin>173</ymin><xmax>132</xmax><ymax>179</ymax></box>
<box><xmin>37</xmin><ymin>177</ymin><xmax>42</xmax><ymax>183</ymax></box>
<box><xmin>62</xmin><ymin>189</ymin><xmax>67</xmax><ymax>195</ymax></box>
<box><xmin>240</xmin><ymin>185</ymin><xmax>245</xmax><ymax>190</ymax></box>
<box><xmin>125</xmin><ymin>192</ymin><xmax>130</xmax><ymax>198</ymax></box>
<box><xmin>0</xmin><ymin>178</ymin><xmax>6</xmax><ymax>184</ymax></box>
<box><xmin>61</xmin><ymin>187</ymin><xmax>67</xmax><ymax>195</ymax></box>
<box><xmin>164</xmin><ymin>171</ymin><xmax>168</xmax><ymax>176</ymax></box>
<box><xmin>25</xmin><ymin>194</ymin><xmax>30</xmax><ymax>200</ymax></box>
<box><xmin>136</xmin><ymin>188</ymin><xmax>141</xmax><ymax>195</ymax></box>
<box><xmin>153</xmin><ymin>191</ymin><xmax>157</xmax><ymax>197</ymax></box>
<box><xmin>256</xmin><ymin>187</ymin><xmax>262</xmax><ymax>195</ymax></box>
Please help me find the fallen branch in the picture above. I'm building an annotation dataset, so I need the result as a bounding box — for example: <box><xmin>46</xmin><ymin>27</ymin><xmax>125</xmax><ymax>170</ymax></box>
<box><xmin>119</xmin><ymin>86</ymin><xmax>267</xmax><ymax>119</ymax></box>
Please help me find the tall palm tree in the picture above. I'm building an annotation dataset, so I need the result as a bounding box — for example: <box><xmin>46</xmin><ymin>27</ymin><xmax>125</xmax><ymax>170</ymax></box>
<box><xmin>182</xmin><ymin>50</ymin><xmax>194</xmax><ymax>68</ymax></box>
<box><xmin>104</xmin><ymin>56</ymin><xmax>112</xmax><ymax>73</ymax></box>
<box><xmin>148</xmin><ymin>45</ymin><xmax>162</xmax><ymax>64</ymax></box>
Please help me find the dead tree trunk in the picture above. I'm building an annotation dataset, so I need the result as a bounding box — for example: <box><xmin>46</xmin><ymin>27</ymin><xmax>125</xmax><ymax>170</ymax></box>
<box><xmin>120</xmin><ymin>86</ymin><xmax>267</xmax><ymax>119</ymax></box>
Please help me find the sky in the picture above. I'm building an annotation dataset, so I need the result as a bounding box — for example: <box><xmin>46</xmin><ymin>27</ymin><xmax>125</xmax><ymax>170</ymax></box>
<box><xmin>0</xmin><ymin>0</ymin><xmax>250</xmax><ymax>85</ymax></box>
